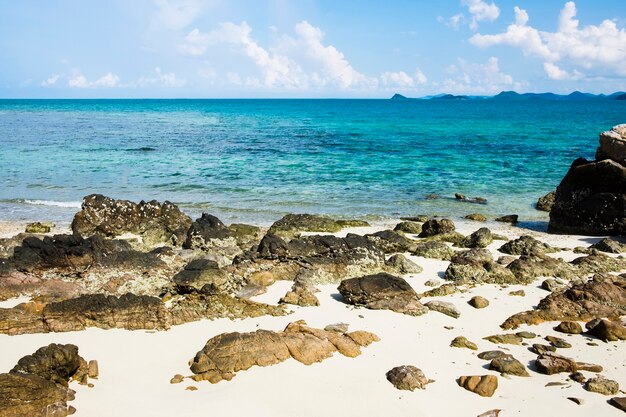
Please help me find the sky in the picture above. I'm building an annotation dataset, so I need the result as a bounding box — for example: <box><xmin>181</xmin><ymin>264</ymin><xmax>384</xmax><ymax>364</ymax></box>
<box><xmin>1</xmin><ymin>0</ymin><xmax>625</xmax><ymax>98</ymax></box>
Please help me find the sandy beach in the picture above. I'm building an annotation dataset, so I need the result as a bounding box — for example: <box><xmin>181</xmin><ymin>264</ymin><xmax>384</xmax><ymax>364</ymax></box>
<box><xmin>1</xmin><ymin>217</ymin><xmax>624</xmax><ymax>417</ymax></box>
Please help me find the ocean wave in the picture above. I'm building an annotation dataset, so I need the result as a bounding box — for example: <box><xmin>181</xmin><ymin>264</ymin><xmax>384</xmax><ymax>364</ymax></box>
<box><xmin>1</xmin><ymin>198</ymin><xmax>82</xmax><ymax>208</ymax></box>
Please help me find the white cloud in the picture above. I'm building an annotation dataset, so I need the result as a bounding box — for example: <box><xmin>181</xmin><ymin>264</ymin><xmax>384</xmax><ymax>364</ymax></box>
<box><xmin>152</xmin><ymin>0</ymin><xmax>207</xmax><ymax>31</ymax></box>
<box><xmin>67</xmin><ymin>71</ymin><xmax>120</xmax><ymax>88</ymax></box>
<box><xmin>41</xmin><ymin>74</ymin><xmax>60</xmax><ymax>87</ymax></box>
<box><xmin>447</xmin><ymin>14</ymin><xmax>465</xmax><ymax>30</ymax></box>
<box><xmin>462</xmin><ymin>0</ymin><xmax>500</xmax><ymax>30</ymax></box>
<box><xmin>381</xmin><ymin>71</ymin><xmax>414</xmax><ymax>88</ymax></box>
<box><xmin>440</xmin><ymin>57</ymin><xmax>522</xmax><ymax>94</ymax></box>
<box><xmin>470</xmin><ymin>2</ymin><xmax>626</xmax><ymax>78</ymax></box>
<box><xmin>415</xmin><ymin>69</ymin><xmax>428</xmax><ymax>84</ymax></box>
<box><xmin>137</xmin><ymin>67</ymin><xmax>187</xmax><ymax>87</ymax></box>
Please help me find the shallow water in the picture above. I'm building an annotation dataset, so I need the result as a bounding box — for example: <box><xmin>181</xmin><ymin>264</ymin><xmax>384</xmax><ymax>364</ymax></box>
<box><xmin>0</xmin><ymin>99</ymin><xmax>624</xmax><ymax>224</ymax></box>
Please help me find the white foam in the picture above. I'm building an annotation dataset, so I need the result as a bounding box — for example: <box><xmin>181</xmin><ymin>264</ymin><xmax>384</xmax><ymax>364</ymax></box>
<box><xmin>23</xmin><ymin>199</ymin><xmax>82</xmax><ymax>208</ymax></box>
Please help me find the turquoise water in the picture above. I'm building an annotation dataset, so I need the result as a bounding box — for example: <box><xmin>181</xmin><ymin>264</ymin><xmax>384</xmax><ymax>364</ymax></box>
<box><xmin>0</xmin><ymin>99</ymin><xmax>624</xmax><ymax>225</ymax></box>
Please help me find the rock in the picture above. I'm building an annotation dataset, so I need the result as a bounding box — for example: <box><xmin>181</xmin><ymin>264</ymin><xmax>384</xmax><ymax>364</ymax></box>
<box><xmin>420</xmin><ymin>283</ymin><xmax>459</xmax><ymax>298</ymax></box>
<box><xmin>450</xmin><ymin>336</ymin><xmax>477</xmax><ymax>350</ymax></box>
<box><xmin>337</xmin><ymin>273</ymin><xmax>427</xmax><ymax>316</ymax></box>
<box><xmin>586</xmin><ymin>319</ymin><xmax>626</xmax><ymax>342</ymax></box>
<box><xmin>172</xmin><ymin>258</ymin><xmax>237</xmax><ymax>295</ymax></box>
<box><xmin>418</xmin><ymin>219</ymin><xmax>456</xmax><ymax>237</ymax></box>
<box><xmin>457</xmin><ymin>375</ymin><xmax>498</xmax><ymax>397</ymax></box>
<box><xmin>489</xmin><ymin>355</ymin><xmax>529</xmax><ymax>377</ymax></box>
<box><xmin>609</xmin><ymin>397</ymin><xmax>626</xmax><ymax>412</ymax></box>
<box><xmin>516</xmin><ymin>331</ymin><xmax>536</xmax><ymax>339</ymax></box>
<box><xmin>444</xmin><ymin>249</ymin><xmax>518</xmax><ymax>285</ymax></box>
<box><xmin>279</xmin><ymin>280</ymin><xmax>320</xmax><ymax>307</ymax></box>
<box><xmin>468</xmin><ymin>296</ymin><xmax>489</xmax><ymax>309</ymax></box>
<box><xmin>531</xmin><ymin>344</ymin><xmax>556</xmax><ymax>355</ymax></box>
<box><xmin>498</xmin><ymin>235</ymin><xmax>558</xmax><ymax>255</ymax></box>
<box><xmin>535</xmin><ymin>353</ymin><xmax>603</xmax><ymax>375</ymax></box>
<box><xmin>11</xmin><ymin>344</ymin><xmax>82</xmax><ymax>386</ymax></box>
<box><xmin>413</xmin><ymin>241</ymin><xmax>455</xmax><ymax>260</ymax></box>
<box><xmin>170</xmin><ymin>374</ymin><xmax>184</xmax><ymax>384</ymax></box>
<box><xmin>506</xmin><ymin>253</ymin><xmax>577</xmax><ymax>283</ymax></box>
<box><xmin>555</xmin><ymin>321</ymin><xmax>583</xmax><ymax>334</ymax></box>
<box><xmin>549</xmin><ymin>151</ymin><xmax>626</xmax><ymax>236</ymax></box>
<box><xmin>401</xmin><ymin>215</ymin><xmax>430</xmax><ymax>223</ymax></box>
<box><xmin>478</xmin><ymin>350</ymin><xmax>507</xmax><ymax>360</ymax></box>
<box><xmin>455</xmin><ymin>194</ymin><xmax>487</xmax><ymax>204</ymax></box>
<box><xmin>256</xmin><ymin>233</ymin><xmax>290</xmax><ymax>258</ymax></box>
<box><xmin>502</xmin><ymin>277</ymin><xmax>626</xmax><ymax>329</ymax></box>
<box><xmin>268</xmin><ymin>214</ymin><xmax>343</xmax><ymax>239</ymax></box>
<box><xmin>570</xmin><ymin>372</ymin><xmax>586</xmax><ymax>383</ymax></box>
<box><xmin>183</xmin><ymin>213</ymin><xmax>243</xmax><ymax>259</ymax></box>
<box><xmin>189</xmin><ymin>320</ymin><xmax>379</xmax><ymax>383</ymax></box>
<box><xmin>477</xmin><ymin>410</ymin><xmax>501</xmax><ymax>417</ymax></box>
<box><xmin>584</xmin><ymin>376</ymin><xmax>619</xmax><ymax>395</ymax></box>
<box><xmin>227</xmin><ymin>223</ymin><xmax>263</xmax><ymax>249</ymax></box>
<box><xmin>545</xmin><ymin>335</ymin><xmax>572</xmax><ymax>348</ymax></box>
<box><xmin>25</xmin><ymin>222</ymin><xmax>54</xmax><ymax>234</ymax></box>
<box><xmin>509</xmin><ymin>290</ymin><xmax>525</xmax><ymax>297</ymax></box>
<box><xmin>87</xmin><ymin>360</ymin><xmax>98</xmax><ymax>379</ymax></box>
<box><xmin>424</xmin><ymin>279</ymin><xmax>439</xmax><ymax>287</ymax></box>
<box><xmin>571</xmin><ymin>253</ymin><xmax>626</xmax><ymax>275</ymax></box>
<box><xmin>567</xmin><ymin>397</ymin><xmax>584</xmax><ymax>405</ymax></box>
<box><xmin>465</xmin><ymin>213</ymin><xmax>487</xmax><ymax>222</ymax></box>
<box><xmin>495</xmin><ymin>215</ymin><xmax>518</xmax><ymax>223</ymax></box>
<box><xmin>483</xmin><ymin>334</ymin><xmax>523</xmax><ymax>345</ymax></box>
<box><xmin>385</xmin><ymin>254</ymin><xmax>423</xmax><ymax>274</ymax></box>
<box><xmin>336</xmin><ymin>219</ymin><xmax>371</xmax><ymax>228</ymax></box>
<box><xmin>394</xmin><ymin>221</ymin><xmax>422</xmax><ymax>234</ymax></box>
<box><xmin>425</xmin><ymin>301</ymin><xmax>460</xmax><ymax>318</ymax></box>
<box><xmin>591</xmin><ymin>238</ymin><xmax>626</xmax><ymax>254</ymax></box>
<box><xmin>366</xmin><ymin>230</ymin><xmax>417</xmax><ymax>253</ymax></box>
<box><xmin>324</xmin><ymin>323</ymin><xmax>349</xmax><ymax>333</ymax></box>
<box><xmin>541</xmin><ymin>278</ymin><xmax>567</xmax><ymax>292</ymax></box>
<box><xmin>71</xmin><ymin>194</ymin><xmax>192</xmax><ymax>245</ymax></box>
<box><xmin>536</xmin><ymin>191</ymin><xmax>556</xmax><ymax>212</ymax></box>
<box><xmin>186</xmin><ymin>386</ymin><xmax>198</xmax><ymax>391</ymax></box>
<box><xmin>386</xmin><ymin>366</ymin><xmax>432</xmax><ymax>391</ymax></box>
<box><xmin>459</xmin><ymin>228</ymin><xmax>493</xmax><ymax>248</ymax></box>
<box><xmin>596</xmin><ymin>124</ymin><xmax>626</xmax><ymax>164</ymax></box>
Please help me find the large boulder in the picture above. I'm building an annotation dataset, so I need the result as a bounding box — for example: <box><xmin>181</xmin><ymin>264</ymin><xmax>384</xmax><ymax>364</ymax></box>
<box><xmin>549</xmin><ymin>125</ymin><xmax>626</xmax><ymax>235</ymax></box>
<box><xmin>189</xmin><ymin>320</ymin><xmax>379</xmax><ymax>383</ymax></box>
<box><xmin>268</xmin><ymin>214</ymin><xmax>343</xmax><ymax>240</ymax></box>
<box><xmin>71</xmin><ymin>194</ymin><xmax>192</xmax><ymax>245</ymax></box>
<box><xmin>337</xmin><ymin>273</ymin><xmax>427</xmax><ymax>316</ymax></box>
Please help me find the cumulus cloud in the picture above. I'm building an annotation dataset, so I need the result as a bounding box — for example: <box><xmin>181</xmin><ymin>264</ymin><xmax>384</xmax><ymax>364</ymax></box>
<box><xmin>470</xmin><ymin>2</ymin><xmax>626</xmax><ymax>78</ymax></box>
<box><xmin>440</xmin><ymin>57</ymin><xmax>522</xmax><ymax>94</ymax></box>
<box><xmin>67</xmin><ymin>71</ymin><xmax>120</xmax><ymax>88</ymax></box>
<box><xmin>41</xmin><ymin>74</ymin><xmax>60</xmax><ymax>87</ymax></box>
<box><xmin>181</xmin><ymin>20</ymin><xmax>377</xmax><ymax>90</ymax></box>
<box><xmin>462</xmin><ymin>0</ymin><xmax>500</xmax><ymax>30</ymax></box>
<box><xmin>151</xmin><ymin>0</ymin><xmax>208</xmax><ymax>31</ymax></box>
<box><xmin>381</xmin><ymin>71</ymin><xmax>415</xmax><ymax>88</ymax></box>
<box><xmin>137</xmin><ymin>67</ymin><xmax>187</xmax><ymax>87</ymax></box>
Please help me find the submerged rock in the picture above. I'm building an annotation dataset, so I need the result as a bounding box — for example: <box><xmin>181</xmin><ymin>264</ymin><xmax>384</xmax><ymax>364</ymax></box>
<box><xmin>337</xmin><ymin>273</ymin><xmax>427</xmax><ymax>316</ymax></box>
<box><xmin>495</xmin><ymin>215</ymin><xmax>518</xmax><ymax>223</ymax></box>
<box><xmin>71</xmin><ymin>194</ymin><xmax>192</xmax><ymax>245</ymax></box>
<box><xmin>189</xmin><ymin>320</ymin><xmax>379</xmax><ymax>383</ymax></box>
<box><xmin>386</xmin><ymin>365</ymin><xmax>432</xmax><ymax>391</ymax></box>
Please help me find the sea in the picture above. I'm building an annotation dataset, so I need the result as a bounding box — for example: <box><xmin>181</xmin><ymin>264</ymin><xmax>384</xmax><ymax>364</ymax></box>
<box><xmin>0</xmin><ymin>99</ymin><xmax>624</xmax><ymax>226</ymax></box>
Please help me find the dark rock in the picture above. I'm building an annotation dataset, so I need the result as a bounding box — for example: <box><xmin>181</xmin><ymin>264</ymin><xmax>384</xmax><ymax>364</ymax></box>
<box><xmin>444</xmin><ymin>249</ymin><xmax>518</xmax><ymax>285</ymax></box>
<box><xmin>545</xmin><ymin>335</ymin><xmax>572</xmax><ymax>348</ymax></box>
<box><xmin>477</xmin><ymin>350</ymin><xmax>507</xmax><ymax>360</ymax></box>
<box><xmin>455</xmin><ymin>194</ymin><xmax>487</xmax><ymax>204</ymax></box>
<box><xmin>268</xmin><ymin>214</ymin><xmax>343</xmax><ymax>239</ymax></box>
<box><xmin>541</xmin><ymin>278</ymin><xmax>567</xmax><ymax>292</ymax></box>
<box><xmin>256</xmin><ymin>233</ymin><xmax>290</xmax><ymax>258</ymax></box>
<box><xmin>536</xmin><ymin>191</ymin><xmax>556</xmax><ymax>212</ymax></box>
<box><xmin>506</xmin><ymin>254</ymin><xmax>576</xmax><ymax>283</ymax></box>
<box><xmin>400</xmin><ymin>215</ymin><xmax>430</xmax><ymax>223</ymax></box>
<box><xmin>337</xmin><ymin>273</ymin><xmax>427</xmax><ymax>316</ymax></box>
<box><xmin>385</xmin><ymin>254</ymin><xmax>423</xmax><ymax>274</ymax></box>
<box><xmin>609</xmin><ymin>397</ymin><xmax>626</xmax><ymax>412</ymax></box>
<box><xmin>386</xmin><ymin>365</ymin><xmax>432</xmax><ymax>391</ymax></box>
<box><xmin>413</xmin><ymin>241</ymin><xmax>455</xmax><ymax>260</ymax></box>
<box><xmin>189</xmin><ymin>320</ymin><xmax>379</xmax><ymax>383</ymax></box>
<box><xmin>498</xmin><ymin>235</ymin><xmax>558</xmax><ymax>256</ymax></box>
<box><xmin>535</xmin><ymin>353</ymin><xmax>602</xmax><ymax>375</ymax></box>
<box><xmin>570</xmin><ymin>371</ymin><xmax>586</xmax><ymax>383</ymax></box>
<box><xmin>71</xmin><ymin>194</ymin><xmax>192</xmax><ymax>245</ymax></box>
<box><xmin>555</xmin><ymin>321</ymin><xmax>583</xmax><ymax>334</ymax></box>
<box><xmin>502</xmin><ymin>277</ymin><xmax>626</xmax><ymax>329</ymax></box>
<box><xmin>495</xmin><ymin>215</ymin><xmax>518</xmax><ymax>223</ymax></box>
<box><xmin>571</xmin><ymin>253</ymin><xmax>626</xmax><ymax>274</ymax></box>
<box><xmin>459</xmin><ymin>228</ymin><xmax>493</xmax><ymax>249</ymax></box>
<box><xmin>586</xmin><ymin>318</ymin><xmax>626</xmax><ymax>341</ymax></box>
<box><xmin>590</xmin><ymin>238</ymin><xmax>626</xmax><ymax>254</ymax></box>
<box><xmin>457</xmin><ymin>375</ymin><xmax>498</xmax><ymax>397</ymax></box>
<box><xmin>418</xmin><ymin>219</ymin><xmax>456</xmax><ymax>237</ymax></box>
<box><xmin>11</xmin><ymin>344</ymin><xmax>81</xmax><ymax>386</ymax></box>
<box><xmin>531</xmin><ymin>344</ymin><xmax>556</xmax><ymax>355</ymax></box>
<box><xmin>366</xmin><ymin>230</ymin><xmax>417</xmax><ymax>253</ymax></box>
<box><xmin>394</xmin><ymin>221</ymin><xmax>422</xmax><ymax>234</ymax></box>
<box><xmin>468</xmin><ymin>296</ymin><xmax>489</xmax><ymax>308</ymax></box>
<box><xmin>172</xmin><ymin>258</ymin><xmax>238</xmax><ymax>295</ymax></box>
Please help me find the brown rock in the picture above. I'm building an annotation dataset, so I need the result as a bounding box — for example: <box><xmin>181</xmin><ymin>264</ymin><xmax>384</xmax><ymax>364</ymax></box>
<box><xmin>450</xmin><ymin>336</ymin><xmax>477</xmax><ymax>350</ymax></box>
<box><xmin>468</xmin><ymin>296</ymin><xmax>489</xmax><ymax>309</ymax></box>
<box><xmin>584</xmin><ymin>376</ymin><xmax>619</xmax><ymax>395</ymax></box>
<box><xmin>535</xmin><ymin>353</ymin><xmax>603</xmax><ymax>375</ymax></box>
<box><xmin>425</xmin><ymin>300</ymin><xmax>460</xmax><ymax>318</ymax></box>
<box><xmin>555</xmin><ymin>321</ymin><xmax>583</xmax><ymax>334</ymax></box>
<box><xmin>418</xmin><ymin>219</ymin><xmax>456</xmax><ymax>237</ymax></box>
<box><xmin>483</xmin><ymin>333</ymin><xmax>523</xmax><ymax>345</ymax></box>
<box><xmin>170</xmin><ymin>374</ymin><xmax>184</xmax><ymax>384</ymax></box>
<box><xmin>609</xmin><ymin>397</ymin><xmax>626</xmax><ymax>412</ymax></box>
<box><xmin>386</xmin><ymin>365</ymin><xmax>432</xmax><ymax>391</ymax></box>
<box><xmin>489</xmin><ymin>355</ymin><xmax>529</xmax><ymax>377</ymax></box>
<box><xmin>586</xmin><ymin>318</ymin><xmax>626</xmax><ymax>342</ymax></box>
<box><xmin>457</xmin><ymin>375</ymin><xmax>498</xmax><ymax>397</ymax></box>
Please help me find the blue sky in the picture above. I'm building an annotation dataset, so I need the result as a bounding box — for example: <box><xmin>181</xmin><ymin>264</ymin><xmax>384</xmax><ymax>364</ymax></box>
<box><xmin>1</xmin><ymin>0</ymin><xmax>625</xmax><ymax>98</ymax></box>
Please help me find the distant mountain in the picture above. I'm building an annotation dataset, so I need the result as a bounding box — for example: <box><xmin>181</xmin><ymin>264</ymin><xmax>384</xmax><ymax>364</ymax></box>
<box><xmin>392</xmin><ymin>91</ymin><xmax>626</xmax><ymax>101</ymax></box>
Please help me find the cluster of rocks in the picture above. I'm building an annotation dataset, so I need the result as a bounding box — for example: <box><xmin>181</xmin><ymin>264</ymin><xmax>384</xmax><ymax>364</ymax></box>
<box><xmin>0</xmin><ymin>343</ymin><xmax>97</xmax><ymax>417</ymax></box>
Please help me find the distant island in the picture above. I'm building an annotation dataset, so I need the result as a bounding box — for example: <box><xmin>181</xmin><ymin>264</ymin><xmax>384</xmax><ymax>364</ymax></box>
<box><xmin>392</xmin><ymin>91</ymin><xmax>626</xmax><ymax>101</ymax></box>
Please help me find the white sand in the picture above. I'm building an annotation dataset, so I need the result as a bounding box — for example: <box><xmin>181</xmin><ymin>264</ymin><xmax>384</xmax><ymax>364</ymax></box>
<box><xmin>0</xmin><ymin>221</ymin><xmax>624</xmax><ymax>417</ymax></box>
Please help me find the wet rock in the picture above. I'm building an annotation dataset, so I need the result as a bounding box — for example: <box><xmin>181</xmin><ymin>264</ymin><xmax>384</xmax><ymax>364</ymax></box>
<box><xmin>25</xmin><ymin>222</ymin><xmax>54</xmax><ymax>234</ymax></box>
<box><xmin>502</xmin><ymin>277</ymin><xmax>626</xmax><ymax>329</ymax></box>
<box><xmin>444</xmin><ymin>249</ymin><xmax>518</xmax><ymax>285</ymax></box>
<box><xmin>483</xmin><ymin>334</ymin><xmax>523</xmax><ymax>345</ymax></box>
<box><xmin>489</xmin><ymin>355</ymin><xmax>529</xmax><ymax>377</ymax></box>
<box><xmin>477</xmin><ymin>350</ymin><xmax>507</xmax><ymax>360</ymax></box>
<box><xmin>609</xmin><ymin>397</ymin><xmax>626</xmax><ymax>412</ymax></box>
<box><xmin>495</xmin><ymin>215</ymin><xmax>518</xmax><ymax>223</ymax></box>
<box><xmin>498</xmin><ymin>235</ymin><xmax>559</xmax><ymax>256</ymax></box>
<box><xmin>468</xmin><ymin>296</ymin><xmax>489</xmax><ymax>309</ymax></box>
<box><xmin>545</xmin><ymin>335</ymin><xmax>572</xmax><ymax>348</ymax></box>
<box><xmin>394</xmin><ymin>221</ymin><xmax>422</xmax><ymax>235</ymax></box>
<box><xmin>536</xmin><ymin>191</ymin><xmax>556</xmax><ymax>212</ymax></box>
<box><xmin>336</xmin><ymin>219</ymin><xmax>371</xmax><ymax>228</ymax></box>
<box><xmin>457</xmin><ymin>375</ymin><xmax>498</xmax><ymax>397</ymax></box>
<box><xmin>584</xmin><ymin>376</ymin><xmax>619</xmax><ymax>395</ymax></box>
<box><xmin>586</xmin><ymin>318</ymin><xmax>626</xmax><ymax>342</ymax></box>
<box><xmin>385</xmin><ymin>254</ymin><xmax>423</xmax><ymax>274</ymax></box>
<box><xmin>455</xmin><ymin>194</ymin><xmax>487</xmax><ymax>204</ymax></box>
<box><xmin>425</xmin><ymin>300</ymin><xmax>460</xmax><ymax>318</ymax></box>
<box><xmin>71</xmin><ymin>194</ymin><xmax>192</xmax><ymax>245</ymax></box>
<box><xmin>227</xmin><ymin>223</ymin><xmax>263</xmax><ymax>249</ymax></box>
<box><xmin>555</xmin><ymin>321</ymin><xmax>583</xmax><ymax>334</ymax></box>
<box><xmin>413</xmin><ymin>241</ymin><xmax>455</xmax><ymax>260</ymax></box>
<box><xmin>450</xmin><ymin>336</ymin><xmax>477</xmax><ymax>350</ymax></box>
<box><xmin>418</xmin><ymin>219</ymin><xmax>455</xmax><ymax>237</ymax></box>
<box><xmin>366</xmin><ymin>230</ymin><xmax>417</xmax><ymax>253</ymax></box>
<box><xmin>591</xmin><ymin>238</ymin><xmax>626</xmax><ymax>254</ymax></box>
<box><xmin>337</xmin><ymin>273</ymin><xmax>427</xmax><ymax>316</ymax></box>
<box><xmin>268</xmin><ymin>214</ymin><xmax>343</xmax><ymax>239</ymax></box>
<box><xmin>465</xmin><ymin>213</ymin><xmax>487</xmax><ymax>222</ymax></box>
<box><xmin>189</xmin><ymin>320</ymin><xmax>379</xmax><ymax>383</ymax></box>
<box><xmin>459</xmin><ymin>228</ymin><xmax>493</xmax><ymax>249</ymax></box>
<box><xmin>386</xmin><ymin>365</ymin><xmax>432</xmax><ymax>391</ymax></box>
